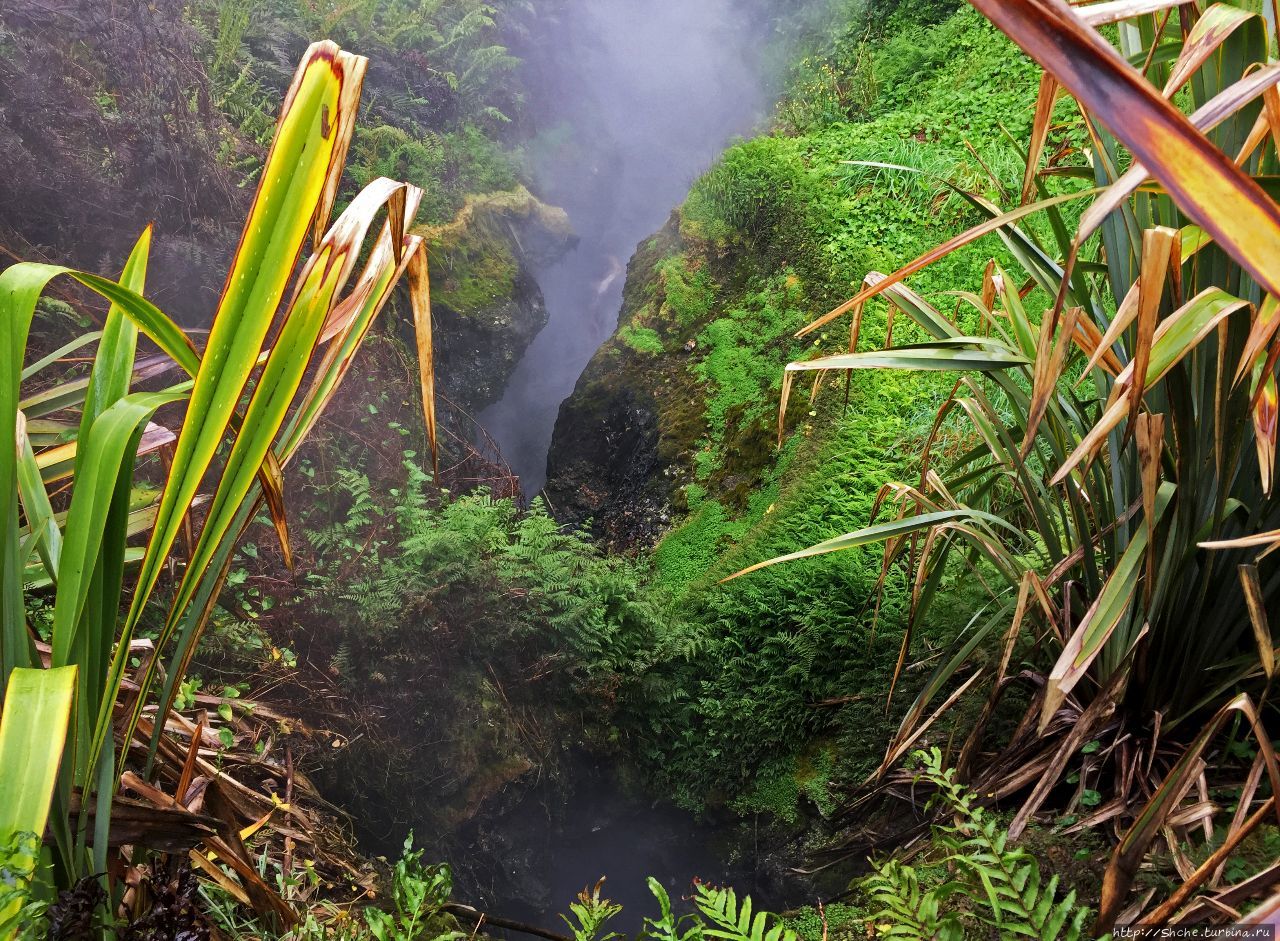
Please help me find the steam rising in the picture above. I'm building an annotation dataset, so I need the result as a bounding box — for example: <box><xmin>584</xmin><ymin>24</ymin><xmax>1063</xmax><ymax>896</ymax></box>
<box><xmin>479</xmin><ymin>0</ymin><xmax>770</xmax><ymax>496</ymax></box>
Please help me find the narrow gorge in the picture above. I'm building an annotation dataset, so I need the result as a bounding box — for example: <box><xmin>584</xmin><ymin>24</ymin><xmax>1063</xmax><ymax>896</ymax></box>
<box><xmin>479</xmin><ymin>0</ymin><xmax>771</xmax><ymax>497</ymax></box>
<box><xmin>3</xmin><ymin>0</ymin><xmax>1280</xmax><ymax>937</ymax></box>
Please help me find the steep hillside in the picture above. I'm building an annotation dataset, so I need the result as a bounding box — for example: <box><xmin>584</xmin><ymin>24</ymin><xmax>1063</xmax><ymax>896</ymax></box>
<box><xmin>548</xmin><ymin>3</ymin><xmax>1061</xmax><ymax>812</ymax></box>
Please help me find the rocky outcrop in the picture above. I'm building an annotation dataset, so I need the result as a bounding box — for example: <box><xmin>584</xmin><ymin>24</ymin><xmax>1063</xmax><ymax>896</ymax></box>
<box><xmin>546</xmin><ymin>375</ymin><xmax>665</xmax><ymax>541</ymax></box>
<box><xmin>425</xmin><ymin>188</ymin><xmax>576</xmax><ymax>414</ymax></box>
<box><xmin>545</xmin><ymin>196</ymin><xmax>798</xmax><ymax>551</ymax></box>
<box><xmin>544</xmin><ymin>214</ymin><xmax>703</xmax><ymax>548</ymax></box>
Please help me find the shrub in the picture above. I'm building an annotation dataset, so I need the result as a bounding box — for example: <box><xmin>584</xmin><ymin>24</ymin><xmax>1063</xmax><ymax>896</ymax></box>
<box><xmin>304</xmin><ymin>470</ymin><xmax>668</xmax><ymax>701</ymax></box>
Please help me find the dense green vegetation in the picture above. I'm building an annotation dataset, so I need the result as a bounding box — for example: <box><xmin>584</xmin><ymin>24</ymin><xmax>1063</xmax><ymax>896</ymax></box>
<box><xmin>284</xmin><ymin>469</ymin><xmax>676</xmax><ymax>839</ymax></box>
<box><xmin>595</xmin><ymin>3</ymin><xmax>1047</xmax><ymax>814</ymax></box>
<box><xmin>172</xmin><ymin>0</ymin><xmax>1009</xmax><ymax>831</ymax></box>
<box><xmin>679</xmin><ymin>0</ymin><xmax>1280</xmax><ymax>930</ymax></box>
<box><xmin>304</xmin><ymin>476</ymin><xmax>664</xmax><ymax>694</ymax></box>
<box><xmin>4</xmin><ymin>0</ymin><xmax>1280</xmax><ymax>934</ymax></box>
<box><xmin>192</xmin><ymin>0</ymin><xmax>525</xmax><ymax>223</ymax></box>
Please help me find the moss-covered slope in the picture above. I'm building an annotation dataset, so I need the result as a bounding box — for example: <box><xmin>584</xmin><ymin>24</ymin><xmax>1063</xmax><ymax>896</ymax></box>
<box><xmin>426</xmin><ymin>188</ymin><xmax>576</xmax><ymax>412</ymax></box>
<box><xmin>548</xmin><ymin>5</ymin><xmax>1055</xmax><ymax>811</ymax></box>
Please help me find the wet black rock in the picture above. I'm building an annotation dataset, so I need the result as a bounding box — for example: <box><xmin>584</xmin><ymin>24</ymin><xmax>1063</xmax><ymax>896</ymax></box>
<box><xmin>544</xmin><ymin>214</ymin><xmax>696</xmax><ymax>548</ymax></box>
<box><xmin>544</xmin><ymin>363</ymin><xmax>668</xmax><ymax>546</ymax></box>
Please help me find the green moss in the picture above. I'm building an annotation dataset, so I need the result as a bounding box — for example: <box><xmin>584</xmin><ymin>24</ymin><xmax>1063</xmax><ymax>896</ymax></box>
<box><xmin>784</xmin><ymin>903</ymin><xmax>869</xmax><ymax>941</ymax></box>
<box><xmin>619</xmin><ymin>324</ymin><xmax>665</xmax><ymax>355</ymax></box>
<box><xmin>429</xmin><ymin>236</ymin><xmax>519</xmax><ymax>316</ymax></box>
<box><xmin>423</xmin><ymin>187</ymin><xmax>572</xmax><ymax>319</ymax></box>
<box><xmin>725</xmin><ymin>747</ymin><xmax>836</xmax><ymax>823</ymax></box>
<box><xmin>796</xmin><ymin>748</ymin><xmax>837</xmax><ymax>817</ymax></box>
<box><xmin>656</xmin><ymin>256</ymin><xmax>717</xmax><ymax>328</ymax></box>
<box><xmin>731</xmin><ymin>755</ymin><xmax>802</xmax><ymax>823</ymax></box>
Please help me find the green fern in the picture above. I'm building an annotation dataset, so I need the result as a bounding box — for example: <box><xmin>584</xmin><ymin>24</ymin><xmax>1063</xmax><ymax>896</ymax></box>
<box><xmin>561</xmin><ymin>879</ymin><xmax>623</xmax><ymax>941</ymax></box>
<box><xmin>692</xmin><ymin>883</ymin><xmax>797</xmax><ymax>941</ymax></box>
<box><xmin>863</xmin><ymin>750</ymin><xmax>1098</xmax><ymax>941</ymax></box>
<box><xmin>296</xmin><ymin>468</ymin><xmax>668</xmax><ymax>696</ymax></box>
<box><xmin>211</xmin><ymin>0</ymin><xmax>252</xmax><ymax>77</ymax></box>
<box><xmin>643</xmin><ymin>879</ymin><xmax>705</xmax><ymax>941</ymax></box>
<box><xmin>862</xmin><ymin>860</ymin><xmax>963</xmax><ymax>941</ymax></box>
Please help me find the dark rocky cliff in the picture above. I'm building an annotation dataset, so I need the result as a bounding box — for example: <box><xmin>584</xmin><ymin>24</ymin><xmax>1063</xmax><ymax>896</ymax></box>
<box><xmin>544</xmin><ymin>192</ymin><xmax>809</xmax><ymax>552</ymax></box>
<box><xmin>544</xmin><ymin>214</ymin><xmax>703</xmax><ymax>548</ymax></box>
<box><xmin>427</xmin><ymin>188</ymin><xmax>576</xmax><ymax>414</ymax></box>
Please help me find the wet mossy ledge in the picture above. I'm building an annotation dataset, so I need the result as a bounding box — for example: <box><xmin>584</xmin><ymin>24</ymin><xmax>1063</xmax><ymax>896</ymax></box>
<box><xmin>425</xmin><ymin>187</ymin><xmax>575</xmax><ymax>413</ymax></box>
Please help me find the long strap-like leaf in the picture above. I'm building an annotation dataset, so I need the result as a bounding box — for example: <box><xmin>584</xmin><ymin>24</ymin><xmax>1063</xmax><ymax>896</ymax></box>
<box><xmin>118</xmin><ymin>41</ymin><xmax>365</xmax><ymax>667</ymax></box>
<box><xmin>129</xmin><ymin>180</ymin><xmax>418</xmax><ymax>762</ymax></box>
<box><xmin>970</xmin><ymin>0</ymin><xmax>1280</xmax><ymax>299</ymax></box>
<box><xmin>0</xmin><ymin>262</ymin><xmax>194</xmax><ymax>688</ymax></box>
<box><xmin>89</xmin><ymin>43</ymin><xmax>366</xmax><ymax>786</ymax></box>
<box><xmin>0</xmin><ymin>666</ymin><xmax>76</xmax><ymax>847</ymax></box>
<box><xmin>150</xmin><ymin>221</ymin><xmax>429</xmax><ymax>739</ymax></box>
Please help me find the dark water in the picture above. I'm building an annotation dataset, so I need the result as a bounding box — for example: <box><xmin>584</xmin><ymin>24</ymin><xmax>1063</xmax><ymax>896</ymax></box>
<box><xmin>457</xmin><ymin>758</ymin><xmax>786</xmax><ymax>938</ymax></box>
<box><xmin>478</xmin><ymin>0</ymin><xmax>771</xmax><ymax>496</ymax></box>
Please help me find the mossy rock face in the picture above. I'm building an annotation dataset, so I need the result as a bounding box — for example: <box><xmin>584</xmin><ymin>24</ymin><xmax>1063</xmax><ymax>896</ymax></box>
<box><xmin>544</xmin><ymin>205</ymin><xmax>796</xmax><ymax>549</ymax></box>
<box><xmin>545</xmin><ymin>213</ymin><xmax>697</xmax><ymax>548</ymax></box>
<box><xmin>425</xmin><ymin>187</ymin><xmax>576</xmax><ymax>413</ymax></box>
<box><xmin>431</xmin><ymin>235</ymin><xmax>520</xmax><ymax>318</ymax></box>
<box><xmin>426</xmin><ymin>186</ymin><xmax>575</xmax><ymax>317</ymax></box>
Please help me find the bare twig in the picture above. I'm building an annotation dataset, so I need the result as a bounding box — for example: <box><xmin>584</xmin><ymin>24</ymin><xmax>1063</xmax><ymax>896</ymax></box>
<box><xmin>444</xmin><ymin>903</ymin><xmax>573</xmax><ymax>941</ymax></box>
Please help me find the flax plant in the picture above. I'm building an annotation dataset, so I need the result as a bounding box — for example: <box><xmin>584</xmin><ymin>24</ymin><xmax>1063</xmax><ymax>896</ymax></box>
<box><xmin>733</xmin><ymin>0</ymin><xmax>1280</xmax><ymax>925</ymax></box>
<box><xmin>0</xmin><ymin>39</ymin><xmax>437</xmax><ymax>926</ymax></box>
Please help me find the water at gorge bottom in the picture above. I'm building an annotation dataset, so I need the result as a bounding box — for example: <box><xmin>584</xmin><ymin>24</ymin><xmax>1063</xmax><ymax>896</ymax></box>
<box><xmin>454</xmin><ymin>757</ymin><xmax>806</xmax><ymax>937</ymax></box>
